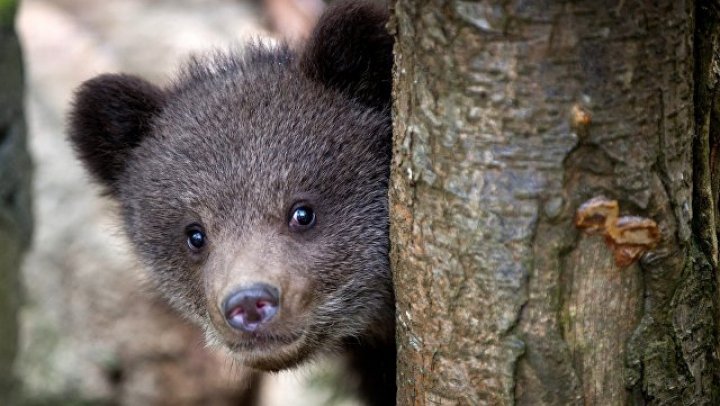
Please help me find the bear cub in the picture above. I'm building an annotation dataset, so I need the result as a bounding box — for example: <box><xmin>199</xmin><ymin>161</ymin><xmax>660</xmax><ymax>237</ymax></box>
<box><xmin>68</xmin><ymin>1</ymin><xmax>395</xmax><ymax>405</ymax></box>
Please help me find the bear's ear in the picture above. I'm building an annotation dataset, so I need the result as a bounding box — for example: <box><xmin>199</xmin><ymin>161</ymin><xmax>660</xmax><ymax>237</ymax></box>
<box><xmin>300</xmin><ymin>0</ymin><xmax>393</xmax><ymax>109</ymax></box>
<box><xmin>68</xmin><ymin>73</ymin><xmax>165</xmax><ymax>194</ymax></box>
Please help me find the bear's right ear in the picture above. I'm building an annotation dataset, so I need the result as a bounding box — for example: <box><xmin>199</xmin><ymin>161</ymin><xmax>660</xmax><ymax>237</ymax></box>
<box><xmin>68</xmin><ymin>73</ymin><xmax>165</xmax><ymax>194</ymax></box>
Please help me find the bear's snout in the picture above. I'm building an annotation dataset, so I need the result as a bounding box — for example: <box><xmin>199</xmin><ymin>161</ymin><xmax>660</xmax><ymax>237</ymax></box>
<box><xmin>222</xmin><ymin>283</ymin><xmax>280</xmax><ymax>332</ymax></box>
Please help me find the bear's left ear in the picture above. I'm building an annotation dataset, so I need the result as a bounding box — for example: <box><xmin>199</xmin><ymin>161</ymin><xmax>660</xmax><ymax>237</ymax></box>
<box><xmin>300</xmin><ymin>0</ymin><xmax>393</xmax><ymax>109</ymax></box>
<box><xmin>68</xmin><ymin>73</ymin><xmax>165</xmax><ymax>195</ymax></box>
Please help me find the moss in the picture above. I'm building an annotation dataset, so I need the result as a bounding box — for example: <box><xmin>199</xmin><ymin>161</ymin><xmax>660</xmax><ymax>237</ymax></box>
<box><xmin>0</xmin><ymin>0</ymin><xmax>16</xmax><ymax>28</ymax></box>
<box><xmin>0</xmin><ymin>230</ymin><xmax>21</xmax><ymax>403</ymax></box>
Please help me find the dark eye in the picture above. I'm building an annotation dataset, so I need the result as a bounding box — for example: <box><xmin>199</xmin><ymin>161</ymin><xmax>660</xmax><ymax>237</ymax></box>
<box><xmin>186</xmin><ymin>225</ymin><xmax>206</xmax><ymax>250</ymax></box>
<box><xmin>289</xmin><ymin>205</ymin><xmax>316</xmax><ymax>230</ymax></box>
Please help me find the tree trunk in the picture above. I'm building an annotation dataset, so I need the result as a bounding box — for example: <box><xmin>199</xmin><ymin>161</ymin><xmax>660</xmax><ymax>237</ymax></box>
<box><xmin>0</xmin><ymin>0</ymin><xmax>32</xmax><ymax>402</ymax></box>
<box><xmin>390</xmin><ymin>1</ymin><xmax>720</xmax><ymax>404</ymax></box>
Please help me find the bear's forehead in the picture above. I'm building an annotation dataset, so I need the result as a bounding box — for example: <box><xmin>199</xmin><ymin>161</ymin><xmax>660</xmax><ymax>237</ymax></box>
<box><xmin>123</xmin><ymin>65</ymin><xmax>389</xmax><ymax>223</ymax></box>
<box><xmin>157</xmin><ymin>65</ymin><xmax>376</xmax><ymax>163</ymax></box>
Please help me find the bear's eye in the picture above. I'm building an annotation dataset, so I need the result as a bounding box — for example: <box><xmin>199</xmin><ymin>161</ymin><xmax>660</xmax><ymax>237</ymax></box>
<box><xmin>289</xmin><ymin>205</ymin><xmax>316</xmax><ymax>230</ymax></box>
<box><xmin>186</xmin><ymin>225</ymin><xmax>206</xmax><ymax>250</ymax></box>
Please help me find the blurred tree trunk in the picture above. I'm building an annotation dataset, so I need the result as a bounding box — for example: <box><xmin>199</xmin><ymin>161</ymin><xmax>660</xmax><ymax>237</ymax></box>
<box><xmin>390</xmin><ymin>1</ymin><xmax>720</xmax><ymax>404</ymax></box>
<box><xmin>0</xmin><ymin>0</ymin><xmax>31</xmax><ymax>402</ymax></box>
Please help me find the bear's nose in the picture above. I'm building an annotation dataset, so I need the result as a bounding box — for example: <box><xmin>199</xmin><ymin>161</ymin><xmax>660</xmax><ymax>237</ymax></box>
<box><xmin>222</xmin><ymin>283</ymin><xmax>280</xmax><ymax>332</ymax></box>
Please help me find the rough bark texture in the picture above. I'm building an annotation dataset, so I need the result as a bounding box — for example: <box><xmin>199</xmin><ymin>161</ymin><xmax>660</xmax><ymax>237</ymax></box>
<box><xmin>0</xmin><ymin>0</ymin><xmax>32</xmax><ymax>402</ymax></box>
<box><xmin>390</xmin><ymin>1</ymin><xmax>720</xmax><ymax>404</ymax></box>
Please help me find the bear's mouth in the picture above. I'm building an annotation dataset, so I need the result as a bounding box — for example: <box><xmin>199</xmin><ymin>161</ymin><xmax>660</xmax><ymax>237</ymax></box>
<box><xmin>224</xmin><ymin>330</ymin><xmax>303</xmax><ymax>351</ymax></box>
<box><xmin>221</xmin><ymin>330</ymin><xmax>312</xmax><ymax>371</ymax></box>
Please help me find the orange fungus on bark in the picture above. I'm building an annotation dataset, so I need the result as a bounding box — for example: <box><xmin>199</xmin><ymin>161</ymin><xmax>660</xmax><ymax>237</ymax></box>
<box><xmin>575</xmin><ymin>197</ymin><xmax>660</xmax><ymax>267</ymax></box>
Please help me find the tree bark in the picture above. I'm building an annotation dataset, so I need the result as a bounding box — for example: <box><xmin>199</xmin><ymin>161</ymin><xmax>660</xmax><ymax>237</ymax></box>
<box><xmin>390</xmin><ymin>1</ymin><xmax>720</xmax><ymax>404</ymax></box>
<box><xmin>0</xmin><ymin>0</ymin><xmax>32</xmax><ymax>402</ymax></box>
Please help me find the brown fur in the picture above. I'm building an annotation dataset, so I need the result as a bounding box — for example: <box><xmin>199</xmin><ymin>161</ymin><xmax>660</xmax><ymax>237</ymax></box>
<box><xmin>68</xmin><ymin>1</ymin><xmax>395</xmax><ymax>405</ymax></box>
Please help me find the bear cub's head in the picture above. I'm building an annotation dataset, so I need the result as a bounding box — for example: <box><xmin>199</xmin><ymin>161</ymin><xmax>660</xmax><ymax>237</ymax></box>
<box><xmin>68</xmin><ymin>1</ymin><xmax>394</xmax><ymax>371</ymax></box>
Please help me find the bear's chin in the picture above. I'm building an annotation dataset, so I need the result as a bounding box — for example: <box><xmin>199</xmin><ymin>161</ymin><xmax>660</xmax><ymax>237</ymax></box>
<box><xmin>221</xmin><ymin>331</ymin><xmax>315</xmax><ymax>371</ymax></box>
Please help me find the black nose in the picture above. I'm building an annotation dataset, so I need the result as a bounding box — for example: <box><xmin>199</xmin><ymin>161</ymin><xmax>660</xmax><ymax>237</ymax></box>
<box><xmin>223</xmin><ymin>283</ymin><xmax>280</xmax><ymax>332</ymax></box>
